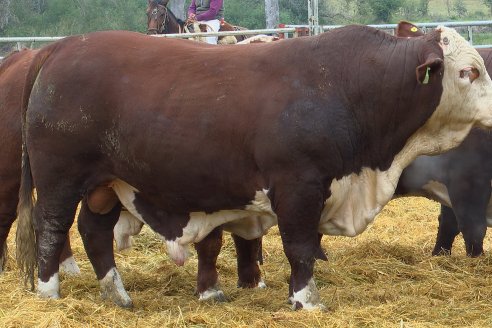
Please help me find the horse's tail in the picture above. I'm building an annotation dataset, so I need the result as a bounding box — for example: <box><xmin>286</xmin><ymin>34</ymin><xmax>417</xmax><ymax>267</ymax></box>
<box><xmin>16</xmin><ymin>43</ymin><xmax>58</xmax><ymax>290</ymax></box>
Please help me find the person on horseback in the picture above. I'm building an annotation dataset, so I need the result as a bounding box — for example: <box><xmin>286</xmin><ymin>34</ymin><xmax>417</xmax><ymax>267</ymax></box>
<box><xmin>187</xmin><ymin>0</ymin><xmax>224</xmax><ymax>45</ymax></box>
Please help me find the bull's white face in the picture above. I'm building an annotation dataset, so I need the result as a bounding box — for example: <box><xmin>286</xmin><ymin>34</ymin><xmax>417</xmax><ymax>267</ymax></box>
<box><xmin>413</xmin><ymin>26</ymin><xmax>492</xmax><ymax>155</ymax></box>
<box><xmin>441</xmin><ymin>27</ymin><xmax>492</xmax><ymax>128</ymax></box>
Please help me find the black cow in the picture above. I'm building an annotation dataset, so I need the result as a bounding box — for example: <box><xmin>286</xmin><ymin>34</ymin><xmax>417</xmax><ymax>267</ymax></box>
<box><xmin>396</xmin><ymin>125</ymin><xmax>492</xmax><ymax>257</ymax></box>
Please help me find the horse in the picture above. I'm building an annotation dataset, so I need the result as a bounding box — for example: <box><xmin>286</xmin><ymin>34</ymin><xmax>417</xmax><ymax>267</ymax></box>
<box><xmin>146</xmin><ymin>0</ymin><xmax>249</xmax><ymax>43</ymax></box>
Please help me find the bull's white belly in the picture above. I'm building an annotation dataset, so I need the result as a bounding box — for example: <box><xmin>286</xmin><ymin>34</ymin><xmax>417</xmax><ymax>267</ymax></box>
<box><xmin>110</xmin><ymin>166</ymin><xmax>397</xmax><ymax>249</ymax></box>
<box><xmin>110</xmin><ymin>180</ymin><xmax>278</xmax><ymax>264</ymax></box>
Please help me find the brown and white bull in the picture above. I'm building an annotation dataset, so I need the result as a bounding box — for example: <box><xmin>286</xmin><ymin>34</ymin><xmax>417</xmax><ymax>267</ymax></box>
<box><xmin>16</xmin><ymin>25</ymin><xmax>492</xmax><ymax>310</ymax></box>
<box><xmin>1</xmin><ymin>48</ymin><xmax>268</xmax><ymax>298</ymax></box>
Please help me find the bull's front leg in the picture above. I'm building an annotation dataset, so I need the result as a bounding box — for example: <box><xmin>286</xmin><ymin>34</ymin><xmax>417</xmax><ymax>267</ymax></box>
<box><xmin>271</xmin><ymin>178</ymin><xmax>326</xmax><ymax>310</ymax></box>
<box><xmin>194</xmin><ymin>226</ymin><xmax>226</xmax><ymax>301</ymax></box>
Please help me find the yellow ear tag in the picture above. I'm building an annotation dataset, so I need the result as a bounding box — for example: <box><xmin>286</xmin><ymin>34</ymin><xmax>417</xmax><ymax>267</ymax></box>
<box><xmin>423</xmin><ymin>67</ymin><xmax>430</xmax><ymax>84</ymax></box>
<box><xmin>410</xmin><ymin>26</ymin><xmax>418</xmax><ymax>32</ymax></box>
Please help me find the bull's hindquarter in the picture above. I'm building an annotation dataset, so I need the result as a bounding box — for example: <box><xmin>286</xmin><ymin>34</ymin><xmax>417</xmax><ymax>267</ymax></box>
<box><xmin>26</xmin><ymin>28</ymin><xmax>445</xmax><ymax>309</ymax></box>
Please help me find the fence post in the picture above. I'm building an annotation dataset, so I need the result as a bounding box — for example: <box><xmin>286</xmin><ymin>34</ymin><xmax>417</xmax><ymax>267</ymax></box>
<box><xmin>467</xmin><ymin>26</ymin><xmax>473</xmax><ymax>45</ymax></box>
<box><xmin>308</xmin><ymin>0</ymin><xmax>321</xmax><ymax>36</ymax></box>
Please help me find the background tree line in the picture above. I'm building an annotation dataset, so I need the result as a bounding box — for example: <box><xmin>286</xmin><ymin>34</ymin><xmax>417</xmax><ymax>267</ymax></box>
<box><xmin>1</xmin><ymin>0</ymin><xmax>491</xmax><ymax>37</ymax></box>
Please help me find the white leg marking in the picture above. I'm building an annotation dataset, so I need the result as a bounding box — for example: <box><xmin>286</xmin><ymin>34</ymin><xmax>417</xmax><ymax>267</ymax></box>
<box><xmin>257</xmin><ymin>280</ymin><xmax>267</xmax><ymax>289</ymax></box>
<box><xmin>99</xmin><ymin>267</ymin><xmax>133</xmax><ymax>308</ymax></box>
<box><xmin>290</xmin><ymin>278</ymin><xmax>325</xmax><ymax>311</ymax></box>
<box><xmin>59</xmin><ymin>256</ymin><xmax>81</xmax><ymax>276</ymax></box>
<box><xmin>38</xmin><ymin>273</ymin><xmax>60</xmax><ymax>299</ymax></box>
<box><xmin>199</xmin><ymin>288</ymin><xmax>226</xmax><ymax>302</ymax></box>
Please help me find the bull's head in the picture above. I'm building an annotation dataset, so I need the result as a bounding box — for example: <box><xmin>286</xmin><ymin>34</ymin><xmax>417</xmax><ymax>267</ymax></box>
<box><xmin>400</xmin><ymin>25</ymin><xmax>492</xmax><ymax>157</ymax></box>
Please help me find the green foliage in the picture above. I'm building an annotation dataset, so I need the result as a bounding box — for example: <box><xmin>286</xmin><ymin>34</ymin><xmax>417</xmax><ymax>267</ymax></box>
<box><xmin>224</xmin><ymin>0</ymin><xmax>265</xmax><ymax>29</ymax></box>
<box><xmin>483</xmin><ymin>0</ymin><xmax>492</xmax><ymax>14</ymax></box>
<box><xmin>366</xmin><ymin>0</ymin><xmax>403</xmax><ymax>23</ymax></box>
<box><xmin>2</xmin><ymin>0</ymin><xmax>148</xmax><ymax>36</ymax></box>
<box><xmin>452</xmin><ymin>0</ymin><xmax>467</xmax><ymax>18</ymax></box>
<box><xmin>224</xmin><ymin>0</ymin><xmax>306</xmax><ymax>29</ymax></box>
<box><xmin>0</xmin><ymin>0</ymin><xmax>492</xmax><ymax>38</ymax></box>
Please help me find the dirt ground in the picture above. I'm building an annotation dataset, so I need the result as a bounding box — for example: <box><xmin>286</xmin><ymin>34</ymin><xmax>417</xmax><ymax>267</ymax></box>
<box><xmin>1</xmin><ymin>197</ymin><xmax>492</xmax><ymax>327</ymax></box>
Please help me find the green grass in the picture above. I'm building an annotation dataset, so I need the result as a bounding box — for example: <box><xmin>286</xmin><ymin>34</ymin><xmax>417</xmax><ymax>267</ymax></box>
<box><xmin>429</xmin><ymin>0</ymin><xmax>489</xmax><ymax>15</ymax></box>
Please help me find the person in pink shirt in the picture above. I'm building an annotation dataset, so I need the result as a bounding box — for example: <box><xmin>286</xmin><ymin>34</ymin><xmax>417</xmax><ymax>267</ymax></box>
<box><xmin>187</xmin><ymin>0</ymin><xmax>224</xmax><ymax>44</ymax></box>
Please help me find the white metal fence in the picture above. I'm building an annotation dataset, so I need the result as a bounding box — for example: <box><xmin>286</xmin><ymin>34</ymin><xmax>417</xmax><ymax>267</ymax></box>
<box><xmin>1</xmin><ymin>20</ymin><xmax>492</xmax><ymax>60</ymax></box>
<box><xmin>286</xmin><ymin>20</ymin><xmax>492</xmax><ymax>48</ymax></box>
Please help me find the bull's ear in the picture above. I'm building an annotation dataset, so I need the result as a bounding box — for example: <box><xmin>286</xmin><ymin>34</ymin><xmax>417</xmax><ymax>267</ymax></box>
<box><xmin>459</xmin><ymin>67</ymin><xmax>480</xmax><ymax>83</ymax></box>
<box><xmin>396</xmin><ymin>21</ymin><xmax>424</xmax><ymax>37</ymax></box>
<box><xmin>416</xmin><ymin>55</ymin><xmax>444</xmax><ymax>84</ymax></box>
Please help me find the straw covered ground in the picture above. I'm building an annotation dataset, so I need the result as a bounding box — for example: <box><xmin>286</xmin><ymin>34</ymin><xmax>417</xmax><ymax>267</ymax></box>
<box><xmin>2</xmin><ymin>197</ymin><xmax>492</xmax><ymax>327</ymax></box>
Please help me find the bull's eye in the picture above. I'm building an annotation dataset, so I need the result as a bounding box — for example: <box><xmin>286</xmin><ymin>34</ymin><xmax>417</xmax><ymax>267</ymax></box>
<box><xmin>443</xmin><ymin>37</ymin><xmax>449</xmax><ymax>45</ymax></box>
<box><xmin>459</xmin><ymin>67</ymin><xmax>480</xmax><ymax>83</ymax></box>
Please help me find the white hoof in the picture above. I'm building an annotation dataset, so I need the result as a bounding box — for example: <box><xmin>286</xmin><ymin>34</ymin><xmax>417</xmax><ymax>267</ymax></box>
<box><xmin>59</xmin><ymin>256</ymin><xmax>81</xmax><ymax>276</ymax></box>
<box><xmin>198</xmin><ymin>288</ymin><xmax>226</xmax><ymax>302</ymax></box>
<box><xmin>38</xmin><ymin>273</ymin><xmax>60</xmax><ymax>299</ymax></box>
<box><xmin>100</xmin><ymin>268</ymin><xmax>133</xmax><ymax>308</ymax></box>
<box><xmin>257</xmin><ymin>280</ymin><xmax>267</xmax><ymax>289</ymax></box>
<box><xmin>290</xmin><ymin>278</ymin><xmax>325</xmax><ymax>311</ymax></box>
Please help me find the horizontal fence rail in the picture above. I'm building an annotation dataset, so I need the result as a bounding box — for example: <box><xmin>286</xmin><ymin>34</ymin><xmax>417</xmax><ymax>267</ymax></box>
<box><xmin>152</xmin><ymin>28</ymin><xmax>296</xmax><ymax>38</ymax></box>
<box><xmin>284</xmin><ymin>20</ymin><xmax>492</xmax><ymax>30</ymax></box>
<box><xmin>285</xmin><ymin>20</ymin><xmax>492</xmax><ymax>47</ymax></box>
<box><xmin>0</xmin><ymin>28</ymin><xmax>296</xmax><ymax>44</ymax></box>
<box><xmin>0</xmin><ymin>21</ymin><xmax>491</xmax><ymax>48</ymax></box>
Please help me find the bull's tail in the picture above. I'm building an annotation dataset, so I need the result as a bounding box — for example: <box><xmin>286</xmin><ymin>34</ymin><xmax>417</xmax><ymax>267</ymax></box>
<box><xmin>15</xmin><ymin>142</ymin><xmax>36</xmax><ymax>290</ymax></box>
<box><xmin>15</xmin><ymin>44</ymin><xmax>58</xmax><ymax>290</ymax></box>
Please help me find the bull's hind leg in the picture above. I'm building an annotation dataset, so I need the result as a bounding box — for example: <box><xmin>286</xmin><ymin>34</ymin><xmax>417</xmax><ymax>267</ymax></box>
<box><xmin>0</xmin><ymin>177</ymin><xmax>20</xmax><ymax>273</ymax></box>
<box><xmin>194</xmin><ymin>226</ymin><xmax>226</xmax><ymax>301</ymax></box>
<box><xmin>58</xmin><ymin>234</ymin><xmax>81</xmax><ymax>275</ymax></box>
<box><xmin>0</xmin><ymin>198</ymin><xmax>17</xmax><ymax>274</ymax></box>
<box><xmin>232</xmin><ymin>234</ymin><xmax>265</xmax><ymax>288</ymax></box>
<box><xmin>78</xmin><ymin>187</ymin><xmax>132</xmax><ymax>308</ymax></box>
<box><xmin>35</xmin><ymin>189</ymin><xmax>80</xmax><ymax>299</ymax></box>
